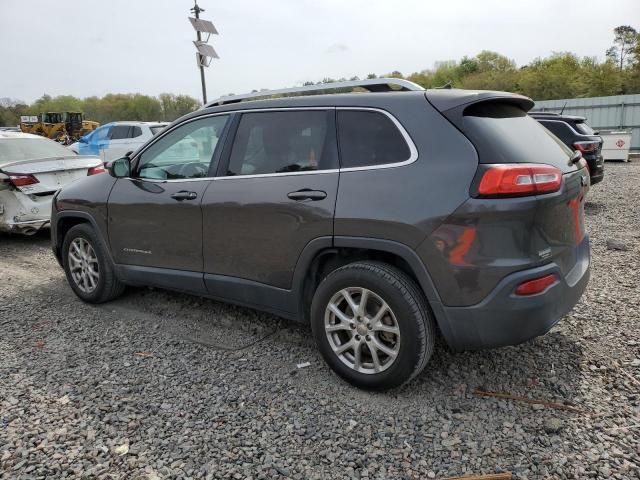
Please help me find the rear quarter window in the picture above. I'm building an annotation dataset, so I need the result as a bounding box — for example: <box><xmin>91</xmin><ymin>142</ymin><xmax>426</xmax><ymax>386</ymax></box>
<box><xmin>462</xmin><ymin>103</ymin><xmax>574</xmax><ymax>172</ymax></box>
<box><xmin>337</xmin><ymin>110</ymin><xmax>411</xmax><ymax>168</ymax></box>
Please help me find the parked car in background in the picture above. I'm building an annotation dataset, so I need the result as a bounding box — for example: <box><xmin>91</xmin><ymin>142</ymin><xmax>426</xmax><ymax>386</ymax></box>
<box><xmin>0</xmin><ymin>126</ymin><xmax>21</xmax><ymax>132</ymax></box>
<box><xmin>51</xmin><ymin>79</ymin><xmax>591</xmax><ymax>390</ymax></box>
<box><xmin>530</xmin><ymin>112</ymin><xmax>604</xmax><ymax>184</ymax></box>
<box><xmin>0</xmin><ymin>132</ymin><xmax>104</xmax><ymax>235</ymax></box>
<box><xmin>69</xmin><ymin>121</ymin><xmax>169</xmax><ymax>163</ymax></box>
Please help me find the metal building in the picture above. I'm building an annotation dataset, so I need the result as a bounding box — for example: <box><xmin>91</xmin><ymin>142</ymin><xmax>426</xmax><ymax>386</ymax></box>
<box><xmin>532</xmin><ymin>94</ymin><xmax>640</xmax><ymax>152</ymax></box>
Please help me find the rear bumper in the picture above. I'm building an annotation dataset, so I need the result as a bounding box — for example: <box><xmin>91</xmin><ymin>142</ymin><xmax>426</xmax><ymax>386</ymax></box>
<box><xmin>437</xmin><ymin>235</ymin><xmax>590</xmax><ymax>351</ymax></box>
<box><xmin>0</xmin><ymin>191</ymin><xmax>53</xmax><ymax>234</ymax></box>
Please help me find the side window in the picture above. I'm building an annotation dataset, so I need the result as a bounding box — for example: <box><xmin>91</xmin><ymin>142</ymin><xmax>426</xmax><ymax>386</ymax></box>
<box><xmin>227</xmin><ymin>110</ymin><xmax>333</xmax><ymax>176</ymax></box>
<box><xmin>136</xmin><ymin>115</ymin><xmax>228</xmax><ymax>180</ymax></box>
<box><xmin>337</xmin><ymin>110</ymin><xmax>411</xmax><ymax>168</ymax></box>
<box><xmin>109</xmin><ymin>125</ymin><xmax>131</xmax><ymax>140</ymax></box>
<box><xmin>130</xmin><ymin>126</ymin><xmax>143</xmax><ymax>138</ymax></box>
<box><xmin>540</xmin><ymin>121</ymin><xmax>572</xmax><ymax>142</ymax></box>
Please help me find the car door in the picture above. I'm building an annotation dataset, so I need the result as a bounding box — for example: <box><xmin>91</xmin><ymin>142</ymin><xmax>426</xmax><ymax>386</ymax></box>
<box><xmin>108</xmin><ymin>114</ymin><xmax>231</xmax><ymax>291</ymax></box>
<box><xmin>201</xmin><ymin>109</ymin><xmax>339</xmax><ymax>293</ymax></box>
<box><xmin>104</xmin><ymin>124</ymin><xmax>132</xmax><ymax>162</ymax></box>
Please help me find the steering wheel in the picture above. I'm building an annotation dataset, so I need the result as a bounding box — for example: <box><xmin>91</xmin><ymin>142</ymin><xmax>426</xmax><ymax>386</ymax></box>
<box><xmin>177</xmin><ymin>162</ymin><xmax>208</xmax><ymax>178</ymax></box>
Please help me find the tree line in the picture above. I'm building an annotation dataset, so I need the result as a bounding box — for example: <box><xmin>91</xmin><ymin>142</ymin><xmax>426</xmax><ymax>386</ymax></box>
<box><xmin>0</xmin><ymin>93</ymin><xmax>200</xmax><ymax>128</ymax></box>
<box><xmin>1</xmin><ymin>25</ymin><xmax>638</xmax><ymax>127</ymax></box>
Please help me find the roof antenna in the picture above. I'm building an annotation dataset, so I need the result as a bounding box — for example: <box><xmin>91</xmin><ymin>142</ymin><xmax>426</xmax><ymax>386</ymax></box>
<box><xmin>559</xmin><ymin>101</ymin><xmax>568</xmax><ymax>115</ymax></box>
<box><xmin>435</xmin><ymin>81</ymin><xmax>452</xmax><ymax>89</ymax></box>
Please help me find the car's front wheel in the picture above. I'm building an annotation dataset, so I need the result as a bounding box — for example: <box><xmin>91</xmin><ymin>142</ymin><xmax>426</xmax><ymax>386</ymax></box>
<box><xmin>310</xmin><ymin>261</ymin><xmax>435</xmax><ymax>390</ymax></box>
<box><xmin>62</xmin><ymin>223</ymin><xmax>124</xmax><ymax>303</ymax></box>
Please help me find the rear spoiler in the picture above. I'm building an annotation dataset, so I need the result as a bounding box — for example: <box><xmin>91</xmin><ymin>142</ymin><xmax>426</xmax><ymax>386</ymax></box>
<box><xmin>425</xmin><ymin>89</ymin><xmax>534</xmax><ymax>114</ymax></box>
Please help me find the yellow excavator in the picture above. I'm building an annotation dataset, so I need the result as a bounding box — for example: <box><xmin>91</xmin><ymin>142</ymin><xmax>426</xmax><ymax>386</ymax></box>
<box><xmin>20</xmin><ymin>112</ymin><xmax>99</xmax><ymax>144</ymax></box>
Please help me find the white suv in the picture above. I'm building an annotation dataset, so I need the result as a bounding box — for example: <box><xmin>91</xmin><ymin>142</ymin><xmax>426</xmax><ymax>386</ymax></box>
<box><xmin>70</xmin><ymin>121</ymin><xmax>168</xmax><ymax>163</ymax></box>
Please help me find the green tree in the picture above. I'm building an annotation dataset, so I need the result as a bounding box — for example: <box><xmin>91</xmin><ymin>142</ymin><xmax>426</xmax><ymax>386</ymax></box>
<box><xmin>606</xmin><ymin>25</ymin><xmax>638</xmax><ymax>70</ymax></box>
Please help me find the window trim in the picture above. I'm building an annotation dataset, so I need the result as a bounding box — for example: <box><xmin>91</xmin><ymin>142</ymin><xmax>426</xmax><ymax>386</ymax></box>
<box><xmin>130</xmin><ymin>107</ymin><xmax>418</xmax><ymax>183</ymax></box>
<box><xmin>336</xmin><ymin>107</ymin><xmax>418</xmax><ymax>172</ymax></box>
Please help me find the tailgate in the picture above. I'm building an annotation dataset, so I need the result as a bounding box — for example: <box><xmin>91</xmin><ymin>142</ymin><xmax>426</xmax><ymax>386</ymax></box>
<box><xmin>533</xmin><ymin>168</ymin><xmax>589</xmax><ymax>277</ymax></box>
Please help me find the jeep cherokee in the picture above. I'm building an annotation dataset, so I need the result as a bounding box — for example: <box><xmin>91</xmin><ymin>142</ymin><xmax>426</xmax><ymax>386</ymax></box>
<box><xmin>51</xmin><ymin>79</ymin><xmax>590</xmax><ymax>390</ymax></box>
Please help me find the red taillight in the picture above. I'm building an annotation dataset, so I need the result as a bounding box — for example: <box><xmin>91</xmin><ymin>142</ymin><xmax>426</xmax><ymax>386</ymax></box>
<box><xmin>8</xmin><ymin>174</ymin><xmax>39</xmax><ymax>187</ymax></box>
<box><xmin>515</xmin><ymin>273</ymin><xmax>558</xmax><ymax>296</ymax></box>
<box><xmin>477</xmin><ymin>164</ymin><xmax>562</xmax><ymax>197</ymax></box>
<box><xmin>87</xmin><ymin>165</ymin><xmax>106</xmax><ymax>176</ymax></box>
<box><xmin>573</xmin><ymin>141</ymin><xmax>599</xmax><ymax>153</ymax></box>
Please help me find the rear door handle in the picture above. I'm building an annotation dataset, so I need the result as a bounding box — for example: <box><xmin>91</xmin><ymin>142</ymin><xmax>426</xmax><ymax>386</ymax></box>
<box><xmin>287</xmin><ymin>189</ymin><xmax>327</xmax><ymax>201</ymax></box>
<box><xmin>170</xmin><ymin>191</ymin><xmax>198</xmax><ymax>201</ymax></box>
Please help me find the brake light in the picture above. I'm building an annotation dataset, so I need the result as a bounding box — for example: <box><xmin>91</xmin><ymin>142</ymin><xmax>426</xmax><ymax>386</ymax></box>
<box><xmin>573</xmin><ymin>141</ymin><xmax>599</xmax><ymax>153</ymax></box>
<box><xmin>87</xmin><ymin>165</ymin><xmax>106</xmax><ymax>176</ymax></box>
<box><xmin>477</xmin><ymin>164</ymin><xmax>562</xmax><ymax>197</ymax></box>
<box><xmin>8</xmin><ymin>174</ymin><xmax>39</xmax><ymax>187</ymax></box>
<box><xmin>515</xmin><ymin>273</ymin><xmax>557</xmax><ymax>296</ymax></box>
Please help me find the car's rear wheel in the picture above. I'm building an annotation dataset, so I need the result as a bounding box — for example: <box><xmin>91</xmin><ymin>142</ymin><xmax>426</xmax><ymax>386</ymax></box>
<box><xmin>310</xmin><ymin>261</ymin><xmax>435</xmax><ymax>390</ymax></box>
<box><xmin>62</xmin><ymin>224</ymin><xmax>124</xmax><ymax>303</ymax></box>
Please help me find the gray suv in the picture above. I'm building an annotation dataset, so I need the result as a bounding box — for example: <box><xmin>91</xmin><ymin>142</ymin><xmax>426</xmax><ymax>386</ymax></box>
<box><xmin>51</xmin><ymin>79</ymin><xmax>590</xmax><ymax>390</ymax></box>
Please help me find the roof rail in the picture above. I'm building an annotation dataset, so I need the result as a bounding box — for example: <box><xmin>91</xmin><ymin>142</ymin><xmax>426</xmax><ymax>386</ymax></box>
<box><xmin>206</xmin><ymin>78</ymin><xmax>425</xmax><ymax>107</ymax></box>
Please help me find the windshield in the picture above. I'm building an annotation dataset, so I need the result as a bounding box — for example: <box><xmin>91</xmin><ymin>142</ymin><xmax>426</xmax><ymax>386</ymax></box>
<box><xmin>0</xmin><ymin>138</ymin><xmax>77</xmax><ymax>164</ymax></box>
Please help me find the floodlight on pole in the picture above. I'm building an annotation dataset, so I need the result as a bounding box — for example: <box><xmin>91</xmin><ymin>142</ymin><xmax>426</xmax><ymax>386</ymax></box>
<box><xmin>189</xmin><ymin>1</ymin><xmax>219</xmax><ymax>104</ymax></box>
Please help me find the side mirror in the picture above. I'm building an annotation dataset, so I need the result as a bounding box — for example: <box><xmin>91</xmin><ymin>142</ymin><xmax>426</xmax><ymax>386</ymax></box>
<box><xmin>107</xmin><ymin>157</ymin><xmax>131</xmax><ymax>178</ymax></box>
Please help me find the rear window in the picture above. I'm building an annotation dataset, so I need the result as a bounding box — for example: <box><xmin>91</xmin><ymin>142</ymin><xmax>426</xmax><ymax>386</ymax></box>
<box><xmin>462</xmin><ymin>103</ymin><xmax>574</xmax><ymax>172</ymax></box>
<box><xmin>575</xmin><ymin>122</ymin><xmax>595</xmax><ymax>135</ymax></box>
<box><xmin>337</xmin><ymin>110</ymin><xmax>411</xmax><ymax>168</ymax></box>
<box><xmin>0</xmin><ymin>138</ymin><xmax>76</xmax><ymax>164</ymax></box>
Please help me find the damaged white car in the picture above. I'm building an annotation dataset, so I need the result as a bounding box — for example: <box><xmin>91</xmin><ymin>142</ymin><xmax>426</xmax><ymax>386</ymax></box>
<box><xmin>0</xmin><ymin>132</ymin><xmax>104</xmax><ymax>235</ymax></box>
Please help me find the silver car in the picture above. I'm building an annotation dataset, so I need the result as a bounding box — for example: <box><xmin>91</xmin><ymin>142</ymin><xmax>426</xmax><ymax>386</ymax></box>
<box><xmin>0</xmin><ymin>132</ymin><xmax>103</xmax><ymax>235</ymax></box>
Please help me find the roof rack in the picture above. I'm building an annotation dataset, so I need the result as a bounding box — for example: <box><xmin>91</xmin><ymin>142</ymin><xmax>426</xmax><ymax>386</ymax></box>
<box><xmin>206</xmin><ymin>78</ymin><xmax>425</xmax><ymax>107</ymax></box>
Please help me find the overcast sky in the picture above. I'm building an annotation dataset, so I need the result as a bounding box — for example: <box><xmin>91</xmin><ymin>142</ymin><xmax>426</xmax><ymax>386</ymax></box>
<box><xmin>1</xmin><ymin>0</ymin><xmax>638</xmax><ymax>104</ymax></box>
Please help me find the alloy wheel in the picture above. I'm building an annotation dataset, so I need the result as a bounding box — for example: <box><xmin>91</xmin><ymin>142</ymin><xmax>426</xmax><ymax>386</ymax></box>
<box><xmin>324</xmin><ymin>287</ymin><xmax>401</xmax><ymax>374</ymax></box>
<box><xmin>68</xmin><ymin>237</ymin><xmax>100</xmax><ymax>294</ymax></box>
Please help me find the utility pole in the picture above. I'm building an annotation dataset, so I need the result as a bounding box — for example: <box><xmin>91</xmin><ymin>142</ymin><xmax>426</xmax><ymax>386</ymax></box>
<box><xmin>191</xmin><ymin>1</ymin><xmax>207</xmax><ymax>104</ymax></box>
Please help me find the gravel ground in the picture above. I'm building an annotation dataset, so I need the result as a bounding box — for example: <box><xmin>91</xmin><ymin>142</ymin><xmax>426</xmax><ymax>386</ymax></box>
<box><xmin>1</xmin><ymin>162</ymin><xmax>639</xmax><ymax>480</ymax></box>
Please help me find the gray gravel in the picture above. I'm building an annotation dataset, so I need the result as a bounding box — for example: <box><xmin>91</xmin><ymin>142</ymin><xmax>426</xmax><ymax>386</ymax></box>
<box><xmin>1</xmin><ymin>161</ymin><xmax>640</xmax><ymax>480</ymax></box>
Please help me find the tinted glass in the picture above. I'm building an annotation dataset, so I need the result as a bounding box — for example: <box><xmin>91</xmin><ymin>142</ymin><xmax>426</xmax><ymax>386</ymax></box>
<box><xmin>337</xmin><ymin>110</ymin><xmax>410</xmax><ymax>168</ymax></box>
<box><xmin>109</xmin><ymin>125</ymin><xmax>131</xmax><ymax>140</ymax></box>
<box><xmin>0</xmin><ymin>138</ymin><xmax>76</xmax><ymax>163</ymax></box>
<box><xmin>463</xmin><ymin>103</ymin><xmax>574</xmax><ymax>172</ymax></box>
<box><xmin>539</xmin><ymin>120</ymin><xmax>572</xmax><ymax>142</ymax></box>
<box><xmin>130</xmin><ymin>126</ymin><xmax>143</xmax><ymax>138</ymax></box>
<box><xmin>137</xmin><ymin>115</ymin><xmax>228</xmax><ymax>180</ymax></box>
<box><xmin>227</xmin><ymin>111</ymin><xmax>331</xmax><ymax>176</ymax></box>
<box><xmin>575</xmin><ymin>122</ymin><xmax>595</xmax><ymax>135</ymax></box>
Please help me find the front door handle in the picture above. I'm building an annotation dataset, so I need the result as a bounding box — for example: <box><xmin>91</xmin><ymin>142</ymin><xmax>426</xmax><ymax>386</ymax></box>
<box><xmin>287</xmin><ymin>189</ymin><xmax>327</xmax><ymax>201</ymax></box>
<box><xmin>170</xmin><ymin>191</ymin><xmax>198</xmax><ymax>201</ymax></box>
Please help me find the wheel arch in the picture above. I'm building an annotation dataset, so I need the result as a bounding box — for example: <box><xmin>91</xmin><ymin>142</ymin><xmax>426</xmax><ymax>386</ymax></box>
<box><xmin>53</xmin><ymin>211</ymin><xmax>114</xmax><ymax>266</ymax></box>
<box><xmin>293</xmin><ymin>236</ymin><xmax>455</xmax><ymax>345</ymax></box>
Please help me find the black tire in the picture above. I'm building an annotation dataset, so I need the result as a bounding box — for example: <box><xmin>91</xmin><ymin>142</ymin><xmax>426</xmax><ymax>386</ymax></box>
<box><xmin>62</xmin><ymin>223</ymin><xmax>124</xmax><ymax>303</ymax></box>
<box><xmin>310</xmin><ymin>261</ymin><xmax>435</xmax><ymax>391</ymax></box>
